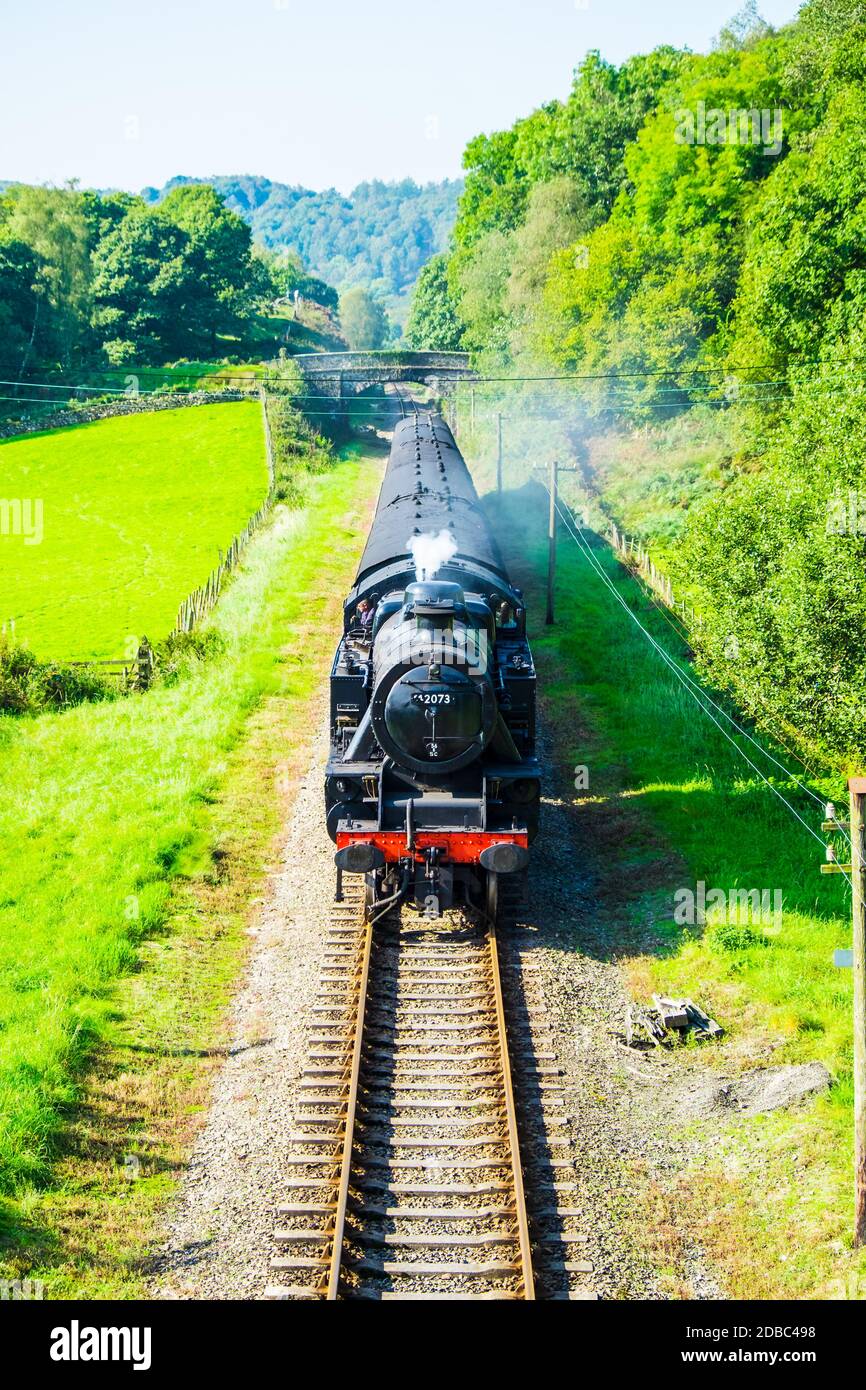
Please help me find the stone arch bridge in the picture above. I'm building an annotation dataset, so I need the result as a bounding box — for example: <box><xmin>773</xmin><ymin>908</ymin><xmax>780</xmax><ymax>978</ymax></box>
<box><xmin>291</xmin><ymin>351</ymin><xmax>476</xmax><ymax>402</ymax></box>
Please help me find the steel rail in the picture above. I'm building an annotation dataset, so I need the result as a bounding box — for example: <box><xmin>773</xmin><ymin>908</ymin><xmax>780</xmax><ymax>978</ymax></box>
<box><xmin>274</xmin><ymin>907</ymin><xmax>541</xmax><ymax>1300</ymax></box>
<box><xmin>325</xmin><ymin>916</ymin><xmax>374</xmax><ymax>1300</ymax></box>
<box><xmin>487</xmin><ymin>923</ymin><xmax>536</xmax><ymax>1299</ymax></box>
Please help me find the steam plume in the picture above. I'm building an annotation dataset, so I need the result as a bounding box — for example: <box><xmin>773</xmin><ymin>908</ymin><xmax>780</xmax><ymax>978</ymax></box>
<box><xmin>408</xmin><ymin>529</ymin><xmax>458</xmax><ymax>583</ymax></box>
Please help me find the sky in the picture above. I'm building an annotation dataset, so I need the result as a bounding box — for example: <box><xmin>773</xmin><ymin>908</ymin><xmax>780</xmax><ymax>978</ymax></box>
<box><xmin>0</xmin><ymin>0</ymin><xmax>804</xmax><ymax>194</ymax></box>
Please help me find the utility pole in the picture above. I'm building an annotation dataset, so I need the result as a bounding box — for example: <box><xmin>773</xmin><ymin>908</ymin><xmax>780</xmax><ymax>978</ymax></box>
<box><xmin>852</xmin><ymin>778</ymin><xmax>866</xmax><ymax>1245</ymax></box>
<box><xmin>823</xmin><ymin>780</ymin><xmax>866</xmax><ymax>1246</ymax></box>
<box><xmin>546</xmin><ymin>458</ymin><xmax>558</xmax><ymax>626</ymax></box>
<box><xmin>470</xmin><ymin>388</ymin><xmax>476</xmax><ymax>435</ymax></box>
<box><xmin>496</xmin><ymin>412</ymin><xmax>503</xmax><ymax>494</ymax></box>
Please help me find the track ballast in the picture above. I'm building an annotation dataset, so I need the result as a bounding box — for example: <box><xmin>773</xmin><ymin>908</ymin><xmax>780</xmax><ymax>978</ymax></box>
<box><xmin>265</xmin><ymin>885</ymin><xmax>597</xmax><ymax>1302</ymax></box>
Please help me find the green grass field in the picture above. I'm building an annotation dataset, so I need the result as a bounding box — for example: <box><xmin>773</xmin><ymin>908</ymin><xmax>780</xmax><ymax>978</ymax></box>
<box><xmin>484</xmin><ymin>475</ymin><xmax>864</xmax><ymax>1298</ymax></box>
<box><xmin>0</xmin><ymin>443</ymin><xmax>382</xmax><ymax>1235</ymax></box>
<box><xmin>0</xmin><ymin>402</ymin><xmax>268</xmax><ymax>661</ymax></box>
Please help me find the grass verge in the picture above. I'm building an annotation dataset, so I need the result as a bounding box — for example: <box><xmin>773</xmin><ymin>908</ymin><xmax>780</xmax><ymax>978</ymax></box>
<box><xmin>0</xmin><ymin>439</ymin><xmax>383</xmax><ymax>1297</ymax></box>
<box><xmin>485</xmin><ymin>474</ymin><xmax>865</xmax><ymax>1300</ymax></box>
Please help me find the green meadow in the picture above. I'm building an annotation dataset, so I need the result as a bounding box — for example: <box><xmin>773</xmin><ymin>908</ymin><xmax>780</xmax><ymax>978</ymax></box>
<box><xmin>0</xmin><ymin>402</ymin><xmax>268</xmax><ymax>661</ymax></box>
<box><xmin>0</xmin><ymin>446</ymin><xmax>382</xmax><ymax>1223</ymax></box>
<box><xmin>487</xmin><ymin>476</ymin><xmax>863</xmax><ymax>1299</ymax></box>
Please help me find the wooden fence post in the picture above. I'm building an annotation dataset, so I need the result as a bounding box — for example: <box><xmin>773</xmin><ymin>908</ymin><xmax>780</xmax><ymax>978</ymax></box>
<box><xmin>136</xmin><ymin>637</ymin><xmax>155</xmax><ymax>691</ymax></box>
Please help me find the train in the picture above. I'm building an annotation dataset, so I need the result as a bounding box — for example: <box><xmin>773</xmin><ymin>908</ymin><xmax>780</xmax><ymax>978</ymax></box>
<box><xmin>325</xmin><ymin>411</ymin><xmax>541</xmax><ymax>923</ymax></box>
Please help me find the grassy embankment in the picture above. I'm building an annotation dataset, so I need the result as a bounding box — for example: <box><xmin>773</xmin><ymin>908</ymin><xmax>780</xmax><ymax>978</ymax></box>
<box><xmin>483</xmin><ymin>471</ymin><xmax>864</xmax><ymax>1300</ymax></box>
<box><xmin>0</xmin><ymin>402</ymin><xmax>268</xmax><ymax>661</ymax></box>
<box><xmin>0</xmin><ymin>439</ymin><xmax>383</xmax><ymax>1297</ymax></box>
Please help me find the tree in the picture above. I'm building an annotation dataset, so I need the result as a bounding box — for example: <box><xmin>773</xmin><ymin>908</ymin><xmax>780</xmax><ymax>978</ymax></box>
<box><xmin>451</xmin><ymin>229</ymin><xmax>514</xmax><ymax>358</ymax></box>
<box><xmin>339</xmin><ymin>287</ymin><xmax>389</xmax><ymax>349</ymax></box>
<box><xmin>405</xmin><ymin>255</ymin><xmax>464</xmax><ymax>350</ymax></box>
<box><xmin>159</xmin><ymin>184</ymin><xmax>256</xmax><ymax>351</ymax></box>
<box><xmin>0</xmin><ymin>237</ymin><xmax>41</xmax><ymax>371</ymax></box>
<box><xmin>91</xmin><ymin>203</ymin><xmax>197</xmax><ymax>364</ymax></box>
<box><xmin>2</xmin><ymin>184</ymin><xmax>91</xmax><ymax>371</ymax></box>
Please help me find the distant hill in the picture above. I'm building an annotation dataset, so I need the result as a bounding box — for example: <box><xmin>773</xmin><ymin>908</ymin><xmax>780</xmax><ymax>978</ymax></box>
<box><xmin>141</xmin><ymin>175</ymin><xmax>463</xmax><ymax>322</ymax></box>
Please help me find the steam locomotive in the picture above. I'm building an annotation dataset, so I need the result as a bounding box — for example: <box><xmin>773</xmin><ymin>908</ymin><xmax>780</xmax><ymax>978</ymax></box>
<box><xmin>325</xmin><ymin>412</ymin><xmax>540</xmax><ymax>922</ymax></box>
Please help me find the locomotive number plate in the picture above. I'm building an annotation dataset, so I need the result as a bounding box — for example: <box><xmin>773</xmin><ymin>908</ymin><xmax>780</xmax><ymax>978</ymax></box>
<box><xmin>412</xmin><ymin>692</ymin><xmax>453</xmax><ymax>706</ymax></box>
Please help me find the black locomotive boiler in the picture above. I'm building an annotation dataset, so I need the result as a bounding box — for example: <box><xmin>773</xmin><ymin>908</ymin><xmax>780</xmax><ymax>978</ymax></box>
<box><xmin>326</xmin><ymin>412</ymin><xmax>540</xmax><ymax>921</ymax></box>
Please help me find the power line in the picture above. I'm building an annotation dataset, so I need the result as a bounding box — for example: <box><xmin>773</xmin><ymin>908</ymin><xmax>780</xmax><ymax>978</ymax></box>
<box><xmin>541</xmin><ymin>483</ymin><xmax>846</xmax><ymax>873</ymax></box>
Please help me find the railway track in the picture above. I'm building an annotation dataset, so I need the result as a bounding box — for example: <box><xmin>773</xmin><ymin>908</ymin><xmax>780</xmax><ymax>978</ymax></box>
<box><xmin>266</xmin><ymin>884</ymin><xmax>597</xmax><ymax>1301</ymax></box>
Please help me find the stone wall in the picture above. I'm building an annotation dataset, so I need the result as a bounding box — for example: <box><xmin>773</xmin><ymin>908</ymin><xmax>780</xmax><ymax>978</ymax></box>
<box><xmin>0</xmin><ymin>390</ymin><xmax>252</xmax><ymax>440</ymax></box>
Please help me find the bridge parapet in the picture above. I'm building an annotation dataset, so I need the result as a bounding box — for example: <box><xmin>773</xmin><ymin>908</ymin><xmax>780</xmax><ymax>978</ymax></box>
<box><xmin>291</xmin><ymin>350</ymin><xmax>476</xmax><ymax>399</ymax></box>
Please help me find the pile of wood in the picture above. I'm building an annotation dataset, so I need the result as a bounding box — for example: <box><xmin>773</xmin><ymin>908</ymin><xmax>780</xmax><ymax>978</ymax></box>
<box><xmin>626</xmin><ymin>995</ymin><xmax>723</xmax><ymax>1048</ymax></box>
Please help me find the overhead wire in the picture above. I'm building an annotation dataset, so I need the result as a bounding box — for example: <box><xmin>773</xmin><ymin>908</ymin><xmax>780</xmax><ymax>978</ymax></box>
<box><xmin>538</xmin><ymin>479</ymin><xmax>848</xmax><ymax>877</ymax></box>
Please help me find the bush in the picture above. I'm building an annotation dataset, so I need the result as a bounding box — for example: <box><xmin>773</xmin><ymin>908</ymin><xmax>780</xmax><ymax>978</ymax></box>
<box><xmin>152</xmin><ymin>629</ymin><xmax>227</xmax><ymax>685</ymax></box>
<box><xmin>708</xmin><ymin>920</ymin><xmax>769</xmax><ymax>953</ymax></box>
<box><xmin>263</xmin><ymin>355</ymin><xmax>340</xmax><ymax>507</ymax></box>
<box><xmin>0</xmin><ymin>639</ymin><xmax>116</xmax><ymax>715</ymax></box>
<box><xmin>677</xmin><ymin>339</ymin><xmax>866</xmax><ymax>763</ymax></box>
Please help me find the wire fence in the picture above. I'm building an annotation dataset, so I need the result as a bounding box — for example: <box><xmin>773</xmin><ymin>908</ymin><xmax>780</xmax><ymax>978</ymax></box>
<box><xmin>175</xmin><ymin>389</ymin><xmax>276</xmax><ymax>633</ymax></box>
<box><xmin>606</xmin><ymin>521</ymin><xmax>702</xmax><ymax>631</ymax></box>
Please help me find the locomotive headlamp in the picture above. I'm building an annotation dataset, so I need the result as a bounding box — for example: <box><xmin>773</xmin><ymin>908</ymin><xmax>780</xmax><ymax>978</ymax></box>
<box><xmin>335</xmin><ymin>844</ymin><xmax>386</xmax><ymax>874</ymax></box>
<box><xmin>329</xmin><ymin>776</ymin><xmax>361</xmax><ymax>801</ymax></box>
<box><xmin>506</xmin><ymin>778</ymin><xmax>540</xmax><ymax>804</ymax></box>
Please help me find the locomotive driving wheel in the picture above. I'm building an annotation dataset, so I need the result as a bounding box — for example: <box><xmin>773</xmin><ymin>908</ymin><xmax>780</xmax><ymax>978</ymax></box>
<box><xmin>485</xmin><ymin>870</ymin><xmax>500</xmax><ymax>926</ymax></box>
<box><xmin>364</xmin><ymin>871</ymin><xmax>380</xmax><ymax>919</ymax></box>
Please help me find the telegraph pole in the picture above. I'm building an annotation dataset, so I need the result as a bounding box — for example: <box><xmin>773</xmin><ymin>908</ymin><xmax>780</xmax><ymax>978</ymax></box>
<box><xmin>546</xmin><ymin>458</ymin><xmax>558</xmax><ymax>626</ymax></box>
<box><xmin>823</xmin><ymin>779</ymin><xmax>866</xmax><ymax>1245</ymax></box>
<box><xmin>851</xmin><ymin>778</ymin><xmax>866</xmax><ymax>1245</ymax></box>
<box><xmin>496</xmin><ymin>412</ymin><xmax>503</xmax><ymax>494</ymax></box>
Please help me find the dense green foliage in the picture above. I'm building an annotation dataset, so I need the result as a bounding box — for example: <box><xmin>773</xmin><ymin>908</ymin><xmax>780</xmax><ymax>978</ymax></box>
<box><xmin>0</xmin><ymin>638</ymin><xmax>116</xmax><ymax>715</ymax></box>
<box><xmin>414</xmin><ymin>0</ymin><xmax>866</xmax><ymax>763</ymax></box>
<box><xmin>338</xmin><ymin>285</ymin><xmax>390</xmax><ymax>350</ymax></box>
<box><xmin>262</xmin><ymin>354</ymin><xmax>341</xmax><ymax>505</ymax></box>
<box><xmin>405</xmin><ymin>253</ymin><xmax>466</xmax><ymax>350</ymax></box>
<box><xmin>143</xmin><ymin>175</ymin><xmax>462</xmax><ymax>320</ymax></box>
<box><xmin>0</xmin><ymin>182</ymin><xmax>284</xmax><ymax>374</ymax></box>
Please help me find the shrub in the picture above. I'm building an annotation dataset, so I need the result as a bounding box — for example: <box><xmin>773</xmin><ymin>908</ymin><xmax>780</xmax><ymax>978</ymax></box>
<box><xmin>152</xmin><ymin>629</ymin><xmax>227</xmax><ymax>686</ymax></box>
<box><xmin>708</xmin><ymin>920</ymin><xmax>769</xmax><ymax>953</ymax></box>
<box><xmin>0</xmin><ymin>639</ymin><xmax>116</xmax><ymax>715</ymax></box>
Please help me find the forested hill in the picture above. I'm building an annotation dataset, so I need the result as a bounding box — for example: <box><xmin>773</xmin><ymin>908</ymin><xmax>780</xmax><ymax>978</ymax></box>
<box><xmin>142</xmin><ymin>175</ymin><xmax>463</xmax><ymax>306</ymax></box>
<box><xmin>404</xmin><ymin>0</ymin><xmax>866</xmax><ymax>766</ymax></box>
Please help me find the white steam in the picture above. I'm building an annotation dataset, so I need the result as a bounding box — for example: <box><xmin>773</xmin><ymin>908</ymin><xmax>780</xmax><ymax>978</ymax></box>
<box><xmin>408</xmin><ymin>529</ymin><xmax>458</xmax><ymax>583</ymax></box>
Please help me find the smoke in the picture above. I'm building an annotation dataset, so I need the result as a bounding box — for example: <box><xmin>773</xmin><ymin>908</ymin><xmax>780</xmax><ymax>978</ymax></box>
<box><xmin>408</xmin><ymin>529</ymin><xmax>458</xmax><ymax>583</ymax></box>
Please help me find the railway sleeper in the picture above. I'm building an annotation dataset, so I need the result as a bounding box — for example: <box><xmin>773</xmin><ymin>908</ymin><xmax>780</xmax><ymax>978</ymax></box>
<box><xmin>355</xmin><ymin>1134</ymin><xmax>510</xmax><ymax>1150</ymax></box>
<box><xmin>344</xmin><ymin>1230</ymin><xmax>522</xmax><ymax>1250</ymax></box>
<box><xmin>355</xmin><ymin>1179</ymin><xmax>514</xmax><ymax>1196</ymax></box>
<box><xmin>347</xmin><ymin>1258</ymin><xmax>522</xmax><ymax>1278</ymax></box>
<box><xmin>348</xmin><ymin>1204</ymin><xmax>517</xmax><ymax>1220</ymax></box>
<box><xmin>360</xmin><ymin>1097</ymin><xmax>505</xmax><ymax>1112</ymax></box>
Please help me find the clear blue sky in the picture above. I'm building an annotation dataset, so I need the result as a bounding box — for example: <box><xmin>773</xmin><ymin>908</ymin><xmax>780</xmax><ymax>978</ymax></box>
<box><xmin>1</xmin><ymin>0</ymin><xmax>803</xmax><ymax>194</ymax></box>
